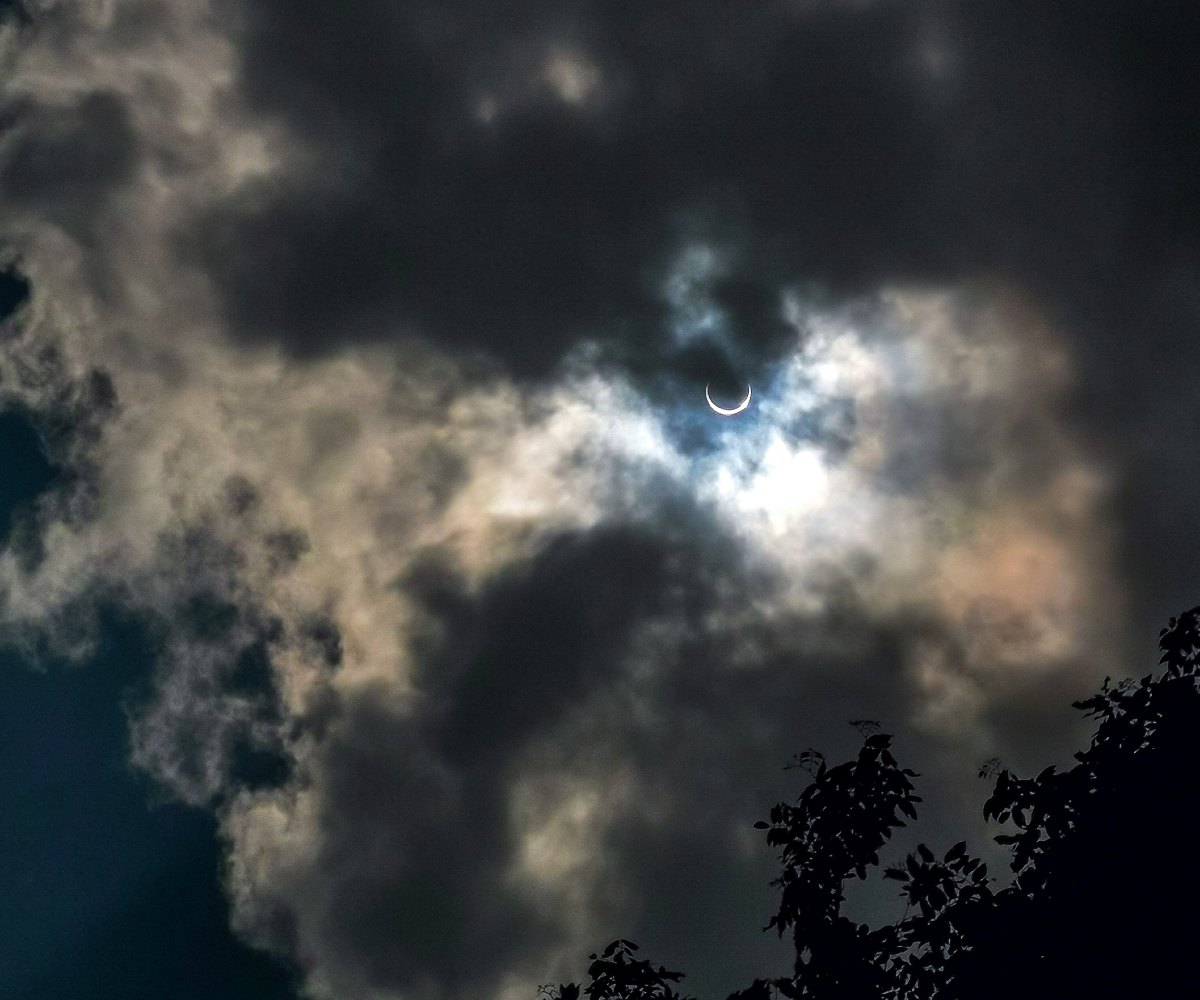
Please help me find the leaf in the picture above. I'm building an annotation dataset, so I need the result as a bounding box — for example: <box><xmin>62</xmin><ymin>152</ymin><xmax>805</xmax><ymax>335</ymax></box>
<box><xmin>753</xmin><ymin>821</ymin><xmax>770</xmax><ymax>829</ymax></box>
<box><xmin>917</xmin><ymin>843</ymin><xmax>934</xmax><ymax>863</ymax></box>
<box><xmin>945</xmin><ymin>841</ymin><xmax>967</xmax><ymax>862</ymax></box>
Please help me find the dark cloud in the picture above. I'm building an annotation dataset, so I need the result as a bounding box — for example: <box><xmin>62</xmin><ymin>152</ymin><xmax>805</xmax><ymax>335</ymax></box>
<box><xmin>0</xmin><ymin>1</ymin><xmax>30</xmax><ymax>28</ymax></box>
<box><xmin>184</xmin><ymin>1</ymin><xmax>1197</xmax><ymax>394</ymax></box>
<box><xmin>299</xmin><ymin>615</ymin><xmax>343</xmax><ymax>669</ymax></box>
<box><xmin>160</xmin><ymin>0</ymin><xmax>1200</xmax><ymax>693</ymax></box>
<box><xmin>1</xmin><ymin>90</ymin><xmax>140</xmax><ymax>243</ymax></box>
<box><xmin>239</xmin><ymin>516</ymin><xmax>729</xmax><ymax>996</ymax></box>
<box><xmin>618</xmin><ymin>601</ymin><xmax>1013</xmax><ymax>997</ymax></box>
<box><xmin>262</xmin><ymin>528</ymin><xmax>311</xmax><ymax>574</ymax></box>
<box><xmin>254</xmin><ymin>506</ymin><xmax>1019</xmax><ymax>997</ymax></box>
<box><xmin>309</xmin><ymin>701</ymin><xmax>555</xmax><ymax>998</ymax></box>
<box><xmin>406</xmin><ymin>525</ymin><xmax>686</xmax><ymax>763</ymax></box>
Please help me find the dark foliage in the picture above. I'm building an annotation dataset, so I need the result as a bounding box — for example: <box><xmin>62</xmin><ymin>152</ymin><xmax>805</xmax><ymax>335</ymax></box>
<box><xmin>545</xmin><ymin>606</ymin><xmax>1200</xmax><ymax>998</ymax></box>
<box><xmin>539</xmin><ymin>939</ymin><xmax>692</xmax><ymax>1000</ymax></box>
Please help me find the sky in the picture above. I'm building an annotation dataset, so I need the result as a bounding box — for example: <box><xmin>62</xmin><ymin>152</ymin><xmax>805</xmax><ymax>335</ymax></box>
<box><xmin>0</xmin><ymin>2</ymin><xmax>1198</xmax><ymax>998</ymax></box>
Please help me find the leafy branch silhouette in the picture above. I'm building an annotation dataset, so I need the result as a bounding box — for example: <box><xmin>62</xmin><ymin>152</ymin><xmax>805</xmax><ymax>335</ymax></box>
<box><xmin>544</xmin><ymin>606</ymin><xmax>1200</xmax><ymax>999</ymax></box>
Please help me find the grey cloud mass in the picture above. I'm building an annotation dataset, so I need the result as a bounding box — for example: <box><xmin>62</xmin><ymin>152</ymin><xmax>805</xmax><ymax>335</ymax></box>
<box><xmin>187</xmin><ymin>4</ymin><xmax>1194</xmax><ymax>372</ymax></box>
<box><xmin>1</xmin><ymin>1</ymin><xmax>1198</xmax><ymax>998</ymax></box>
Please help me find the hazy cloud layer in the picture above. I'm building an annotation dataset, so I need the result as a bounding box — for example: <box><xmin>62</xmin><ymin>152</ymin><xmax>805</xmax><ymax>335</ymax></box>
<box><xmin>1</xmin><ymin>2</ymin><xmax>1196</xmax><ymax>998</ymax></box>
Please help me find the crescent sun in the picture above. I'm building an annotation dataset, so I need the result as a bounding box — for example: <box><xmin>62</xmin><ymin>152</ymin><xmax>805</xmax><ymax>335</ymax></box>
<box><xmin>705</xmin><ymin>383</ymin><xmax>752</xmax><ymax>416</ymax></box>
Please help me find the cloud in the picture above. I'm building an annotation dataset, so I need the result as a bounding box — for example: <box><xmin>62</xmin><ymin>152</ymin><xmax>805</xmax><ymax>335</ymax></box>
<box><xmin>0</xmin><ymin>2</ymin><xmax>1195</xmax><ymax>999</ymax></box>
<box><xmin>172</xmin><ymin>1</ymin><xmax>1198</xmax><ymax>382</ymax></box>
<box><xmin>2</xmin><ymin>89</ymin><xmax>139</xmax><ymax>243</ymax></box>
<box><xmin>0</xmin><ymin>274</ymin><xmax>1121</xmax><ymax>999</ymax></box>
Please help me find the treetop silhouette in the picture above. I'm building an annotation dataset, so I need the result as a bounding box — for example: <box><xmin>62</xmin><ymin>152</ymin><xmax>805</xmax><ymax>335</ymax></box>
<box><xmin>543</xmin><ymin>605</ymin><xmax>1200</xmax><ymax>999</ymax></box>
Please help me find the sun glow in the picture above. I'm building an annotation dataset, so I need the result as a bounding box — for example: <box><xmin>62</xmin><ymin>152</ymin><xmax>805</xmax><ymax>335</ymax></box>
<box><xmin>709</xmin><ymin>434</ymin><xmax>830</xmax><ymax>534</ymax></box>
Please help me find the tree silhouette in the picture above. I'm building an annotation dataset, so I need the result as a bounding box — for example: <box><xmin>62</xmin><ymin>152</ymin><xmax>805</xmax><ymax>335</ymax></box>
<box><xmin>543</xmin><ymin>605</ymin><xmax>1200</xmax><ymax>998</ymax></box>
<box><xmin>539</xmin><ymin>940</ymin><xmax>692</xmax><ymax>1000</ymax></box>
